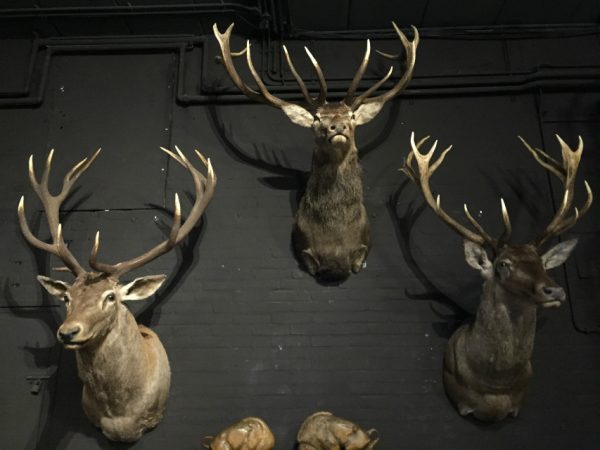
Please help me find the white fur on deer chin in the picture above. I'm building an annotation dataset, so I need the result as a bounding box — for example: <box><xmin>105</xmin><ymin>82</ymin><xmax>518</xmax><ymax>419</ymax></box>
<box><xmin>331</xmin><ymin>135</ymin><xmax>347</xmax><ymax>145</ymax></box>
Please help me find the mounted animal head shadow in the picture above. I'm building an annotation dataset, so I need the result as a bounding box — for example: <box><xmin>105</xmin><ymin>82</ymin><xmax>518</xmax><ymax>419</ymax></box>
<box><xmin>214</xmin><ymin>21</ymin><xmax>419</xmax><ymax>281</ymax></box>
<box><xmin>402</xmin><ymin>132</ymin><xmax>592</xmax><ymax>422</ymax></box>
<box><xmin>387</xmin><ymin>183</ymin><xmax>468</xmax><ymax>338</ymax></box>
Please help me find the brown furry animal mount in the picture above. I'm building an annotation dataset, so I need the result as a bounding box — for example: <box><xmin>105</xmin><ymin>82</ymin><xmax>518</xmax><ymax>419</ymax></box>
<box><xmin>402</xmin><ymin>133</ymin><xmax>592</xmax><ymax>421</ymax></box>
<box><xmin>203</xmin><ymin>417</ymin><xmax>275</xmax><ymax>450</ymax></box>
<box><xmin>214</xmin><ymin>22</ymin><xmax>419</xmax><ymax>282</ymax></box>
<box><xmin>19</xmin><ymin>147</ymin><xmax>216</xmax><ymax>442</ymax></box>
<box><xmin>297</xmin><ymin>411</ymin><xmax>379</xmax><ymax>450</ymax></box>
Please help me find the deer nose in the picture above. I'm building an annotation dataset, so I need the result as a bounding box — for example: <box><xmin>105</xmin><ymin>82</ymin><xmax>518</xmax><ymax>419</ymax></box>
<box><xmin>57</xmin><ymin>324</ymin><xmax>82</xmax><ymax>342</ymax></box>
<box><xmin>542</xmin><ymin>286</ymin><xmax>566</xmax><ymax>301</ymax></box>
<box><xmin>329</xmin><ymin>122</ymin><xmax>347</xmax><ymax>133</ymax></box>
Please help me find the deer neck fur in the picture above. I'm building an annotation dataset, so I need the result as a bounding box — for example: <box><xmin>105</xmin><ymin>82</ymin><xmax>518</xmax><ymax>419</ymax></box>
<box><xmin>75</xmin><ymin>304</ymin><xmax>150</xmax><ymax>406</ymax></box>
<box><xmin>468</xmin><ymin>279</ymin><xmax>537</xmax><ymax>371</ymax></box>
<box><xmin>303</xmin><ymin>144</ymin><xmax>363</xmax><ymax>218</ymax></box>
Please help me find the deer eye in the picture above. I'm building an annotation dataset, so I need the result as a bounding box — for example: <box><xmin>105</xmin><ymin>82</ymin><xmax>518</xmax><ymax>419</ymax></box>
<box><xmin>498</xmin><ymin>260</ymin><xmax>510</xmax><ymax>268</ymax></box>
<box><xmin>351</xmin><ymin>113</ymin><xmax>356</xmax><ymax>120</ymax></box>
<box><xmin>105</xmin><ymin>293</ymin><xmax>115</xmax><ymax>302</ymax></box>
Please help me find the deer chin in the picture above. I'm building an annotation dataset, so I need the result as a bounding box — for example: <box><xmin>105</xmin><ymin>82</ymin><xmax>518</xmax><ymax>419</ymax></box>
<box><xmin>61</xmin><ymin>335</ymin><xmax>94</xmax><ymax>350</ymax></box>
<box><xmin>329</xmin><ymin>134</ymin><xmax>348</xmax><ymax>145</ymax></box>
<box><xmin>540</xmin><ymin>300</ymin><xmax>563</xmax><ymax>309</ymax></box>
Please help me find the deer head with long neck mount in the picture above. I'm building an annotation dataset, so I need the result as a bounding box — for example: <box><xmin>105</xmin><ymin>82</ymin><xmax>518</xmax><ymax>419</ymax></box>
<box><xmin>214</xmin><ymin>22</ymin><xmax>419</xmax><ymax>281</ymax></box>
<box><xmin>402</xmin><ymin>132</ymin><xmax>592</xmax><ymax>421</ymax></box>
<box><xmin>18</xmin><ymin>147</ymin><xmax>216</xmax><ymax>441</ymax></box>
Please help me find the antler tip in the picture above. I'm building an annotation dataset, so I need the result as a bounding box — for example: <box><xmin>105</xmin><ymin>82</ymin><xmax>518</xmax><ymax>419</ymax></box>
<box><xmin>555</xmin><ymin>133</ymin><xmax>568</xmax><ymax>147</ymax></box>
<box><xmin>18</xmin><ymin>195</ymin><xmax>24</xmax><ymax>211</ymax></box>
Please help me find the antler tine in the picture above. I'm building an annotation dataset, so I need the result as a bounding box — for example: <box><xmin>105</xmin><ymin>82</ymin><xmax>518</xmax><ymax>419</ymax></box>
<box><xmin>352</xmin><ymin>66</ymin><xmax>394</xmax><ymax>109</ymax></box>
<box><xmin>400</xmin><ymin>134</ymin><xmax>429</xmax><ymax>183</ymax></box>
<box><xmin>213</xmin><ymin>23</ymin><xmax>267</xmax><ymax>104</ymax></box>
<box><xmin>245</xmin><ymin>40</ymin><xmax>288</xmax><ymax>109</ymax></box>
<box><xmin>344</xmin><ymin>39</ymin><xmax>371</xmax><ymax>104</ymax></box>
<box><xmin>360</xmin><ymin>23</ymin><xmax>419</xmax><ymax>107</ymax></box>
<box><xmin>214</xmin><ymin>23</ymin><xmax>300</xmax><ymax>111</ymax></box>
<box><xmin>282</xmin><ymin>45</ymin><xmax>314</xmax><ymax>105</ymax></box>
<box><xmin>518</xmin><ymin>136</ymin><xmax>564</xmax><ymax>182</ymax></box>
<box><xmin>405</xmin><ymin>132</ymin><xmax>495</xmax><ymax>248</ymax></box>
<box><xmin>18</xmin><ymin>149</ymin><xmax>101</xmax><ymax>276</ymax></box>
<box><xmin>526</xmin><ymin>134</ymin><xmax>593</xmax><ymax>247</ymax></box>
<box><xmin>89</xmin><ymin>147</ymin><xmax>217</xmax><ymax>277</ymax></box>
<box><xmin>303</xmin><ymin>46</ymin><xmax>327</xmax><ymax>106</ymax></box>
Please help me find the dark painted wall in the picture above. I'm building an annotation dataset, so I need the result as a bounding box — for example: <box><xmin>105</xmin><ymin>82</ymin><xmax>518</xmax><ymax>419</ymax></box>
<box><xmin>1</xmin><ymin>17</ymin><xmax>599</xmax><ymax>450</ymax></box>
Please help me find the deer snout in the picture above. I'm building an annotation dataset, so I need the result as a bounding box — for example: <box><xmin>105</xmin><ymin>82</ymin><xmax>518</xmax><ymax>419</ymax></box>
<box><xmin>57</xmin><ymin>323</ymin><xmax>82</xmax><ymax>343</ymax></box>
<box><xmin>539</xmin><ymin>285</ymin><xmax>566</xmax><ymax>307</ymax></box>
<box><xmin>329</xmin><ymin>121</ymin><xmax>347</xmax><ymax>135</ymax></box>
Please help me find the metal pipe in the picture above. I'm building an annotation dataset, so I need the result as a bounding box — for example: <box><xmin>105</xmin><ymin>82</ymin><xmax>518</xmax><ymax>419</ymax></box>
<box><xmin>1</xmin><ymin>30</ymin><xmax>600</xmax><ymax>107</ymax></box>
<box><xmin>0</xmin><ymin>3</ymin><xmax>261</xmax><ymax>19</ymax></box>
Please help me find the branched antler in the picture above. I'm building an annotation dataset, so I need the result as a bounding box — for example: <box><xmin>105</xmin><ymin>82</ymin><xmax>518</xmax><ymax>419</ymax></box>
<box><xmin>519</xmin><ymin>134</ymin><xmax>593</xmax><ymax>247</ymax></box>
<box><xmin>348</xmin><ymin>22</ymin><xmax>419</xmax><ymax>110</ymax></box>
<box><xmin>89</xmin><ymin>147</ymin><xmax>216</xmax><ymax>278</ymax></box>
<box><xmin>18</xmin><ymin>149</ymin><xmax>102</xmax><ymax>275</ymax></box>
<box><xmin>402</xmin><ymin>132</ymin><xmax>511</xmax><ymax>250</ymax></box>
<box><xmin>214</xmin><ymin>22</ymin><xmax>419</xmax><ymax>111</ymax></box>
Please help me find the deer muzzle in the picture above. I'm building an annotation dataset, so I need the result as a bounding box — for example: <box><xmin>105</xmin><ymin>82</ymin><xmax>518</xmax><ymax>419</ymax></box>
<box><xmin>57</xmin><ymin>322</ymin><xmax>91</xmax><ymax>348</ymax></box>
<box><xmin>539</xmin><ymin>285</ymin><xmax>566</xmax><ymax>308</ymax></box>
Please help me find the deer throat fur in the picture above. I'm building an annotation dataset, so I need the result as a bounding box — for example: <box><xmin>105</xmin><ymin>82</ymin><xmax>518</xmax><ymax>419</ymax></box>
<box><xmin>464</xmin><ymin>281</ymin><xmax>537</xmax><ymax>377</ymax></box>
<box><xmin>75</xmin><ymin>306</ymin><xmax>158</xmax><ymax>412</ymax></box>
<box><xmin>301</xmin><ymin>151</ymin><xmax>365</xmax><ymax>225</ymax></box>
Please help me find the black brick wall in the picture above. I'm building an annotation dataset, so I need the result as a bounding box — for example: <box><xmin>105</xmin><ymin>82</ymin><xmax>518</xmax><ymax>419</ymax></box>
<box><xmin>0</xmin><ymin>29</ymin><xmax>599</xmax><ymax>450</ymax></box>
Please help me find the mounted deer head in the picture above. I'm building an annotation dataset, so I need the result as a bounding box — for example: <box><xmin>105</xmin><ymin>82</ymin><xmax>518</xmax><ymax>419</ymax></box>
<box><xmin>18</xmin><ymin>146</ymin><xmax>216</xmax><ymax>441</ymax></box>
<box><xmin>214</xmin><ymin>22</ymin><xmax>418</xmax><ymax>281</ymax></box>
<box><xmin>402</xmin><ymin>132</ymin><xmax>592</xmax><ymax>421</ymax></box>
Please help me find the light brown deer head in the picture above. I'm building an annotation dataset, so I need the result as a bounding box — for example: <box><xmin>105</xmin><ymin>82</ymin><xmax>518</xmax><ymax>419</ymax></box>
<box><xmin>18</xmin><ymin>147</ymin><xmax>216</xmax><ymax>441</ymax></box>
<box><xmin>402</xmin><ymin>132</ymin><xmax>592</xmax><ymax>421</ymax></box>
<box><xmin>19</xmin><ymin>147</ymin><xmax>215</xmax><ymax>348</ymax></box>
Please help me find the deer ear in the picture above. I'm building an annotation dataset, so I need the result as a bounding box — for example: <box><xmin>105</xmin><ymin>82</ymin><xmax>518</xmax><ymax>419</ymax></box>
<box><xmin>353</xmin><ymin>102</ymin><xmax>384</xmax><ymax>125</ymax></box>
<box><xmin>463</xmin><ymin>240</ymin><xmax>492</xmax><ymax>277</ymax></box>
<box><xmin>281</xmin><ymin>104</ymin><xmax>314</xmax><ymax>127</ymax></box>
<box><xmin>36</xmin><ymin>275</ymin><xmax>71</xmax><ymax>298</ymax></box>
<box><xmin>120</xmin><ymin>274</ymin><xmax>167</xmax><ymax>301</ymax></box>
<box><xmin>541</xmin><ymin>238</ymin><xmax>578</xmax><ymax>270</ymax></box>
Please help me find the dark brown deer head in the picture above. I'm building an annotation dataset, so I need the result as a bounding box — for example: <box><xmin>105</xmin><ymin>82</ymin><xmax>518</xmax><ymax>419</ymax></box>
<box><xmin>402</xmin><ymin>132</ymin><xmax>593</xmax><ymax>421</ymax></box>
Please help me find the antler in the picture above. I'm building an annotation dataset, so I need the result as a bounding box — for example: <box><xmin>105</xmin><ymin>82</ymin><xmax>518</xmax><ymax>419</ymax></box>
<box><xmin>213</xmin><ymin>22</ymin><xmax>327</xmax><ymax>110</ymax></box>
<box><xmin>402</xmin><ymin>132</ymin><xmax>512</xmax><ymax>250</ymax></box>
<box><xmin>214</xmin><ymin>22</ymin><xmax>419</xmax><ymax>111</ymax></box>
<box><xmin>18</xmin><ymin>148</ymin><xmax>102</xmax><ymax>276</ymax></box>
<box><xmin>346</xmin><ymin>22</ymin><xmax>419</xmax><ymax>110</ymax></box>
<box><xmin>519</xmin><ymin>134</ymin><xmax>593</xmax><ymax>247</ymax></box>
<box><xmin>89</xmin><ymin>147</ymin><xmax>216</xmax><ymax>278</ymax></box>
